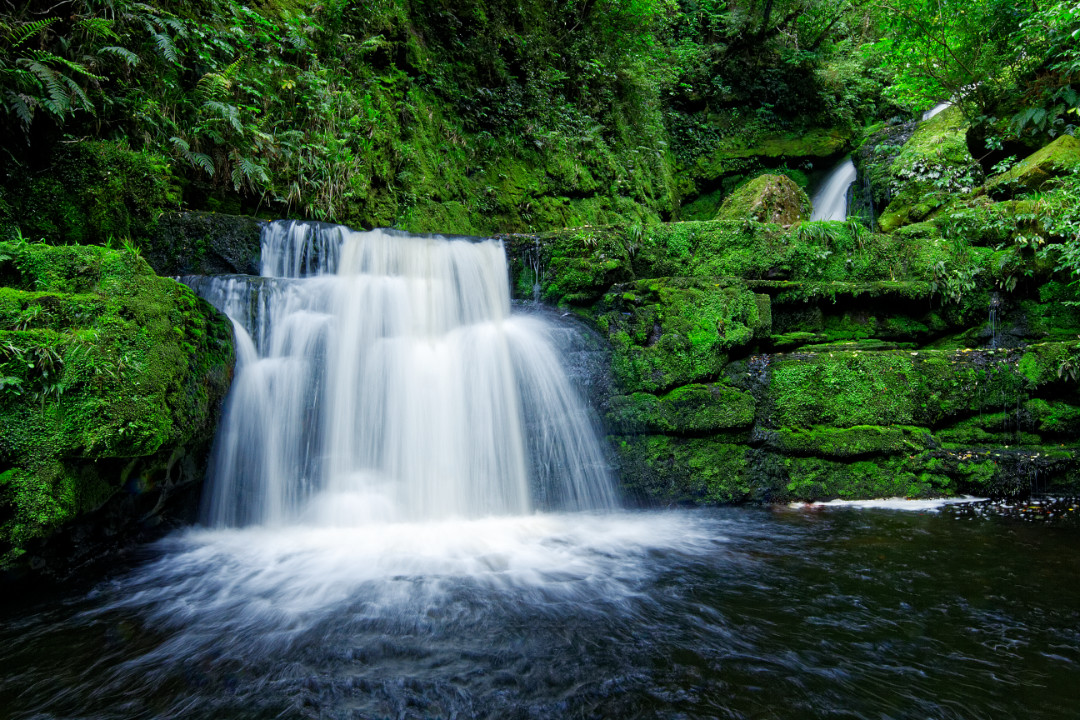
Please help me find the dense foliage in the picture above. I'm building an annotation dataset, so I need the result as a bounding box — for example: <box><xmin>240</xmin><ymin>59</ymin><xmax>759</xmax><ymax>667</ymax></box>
<box><xmin>0</xmin><ymin>0</ymin><xmax>898</xmax><ymax>232</ymax></box>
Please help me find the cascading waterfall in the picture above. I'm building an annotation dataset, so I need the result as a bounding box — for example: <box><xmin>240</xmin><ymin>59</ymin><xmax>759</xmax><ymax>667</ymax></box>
<box><xmin>809</xmin><ymin>157</ymin><xmax>857</xmax><ymax>221</ymax></box>
<box><xmin>186</xmin><ymin>220</ymin><xmax>616</xmax><ymax>527</ymax></box>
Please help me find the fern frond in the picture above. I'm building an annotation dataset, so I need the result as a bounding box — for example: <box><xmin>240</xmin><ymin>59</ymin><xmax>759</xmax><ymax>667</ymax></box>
<box><xmin>4</xmin><ymin>90</ymin><xmax>33</xmax><ymax>127</ymax></box>
<box><xmin>55</xmin><ymin>57</ymin><xmax>105</xmax><ymax>81</ymax></box>
<box><xmin>196</xmin><ymin>72</ymin><xmax>230</xmax><ymax>103</ymax></box>
<box><xmin>20</xmin><ymin>60</ymin><xmax>67</xmax><ymax>115</ymax></box>
<box><xmin>162</xmin><ymin>17</ymin><xmax>188</xmax><ymax>37</ymax></box>
<box><xmin>169</xmin><ymin>136</ymin><xmax>214</xmax><ymax>175</ymax></box>
<box><xmin>169</xmin><ymin>135</ymin><xmax>190</xmax><ymax>153</ymax></box>
<box><xmin>203</xmin><ymin>100</ymin><xmax>243</xmax><ymax>133</ymax></box>
<box><xmin>190</xmin><ymin>152</ymin><xmax>214</xmax><ymax>175</ymax></box>
<box><xmin>220</xmin><ymin>58</ymin><xmax>242</xmax><ymax>80</ymax></box>
<box><xmin>5</xmin><ymin>18</ymin><xmax>58</xmax><ymax>49</ymax></box>
<box><xmin>152</xmin><ymin>32</ymin><xmax>179</xmax><ymax>63</ymax></box>
<box><xmin>100</xmin><ymin>46</ymin><xmax>139</xmax><ymax>66</ymax></box>
<box><xmin>60</xmin><ymin>73</ymin><xmax>93</xmax><ymax>113</ymax></box>
<box><xmin>77</xmin><ymin>17</ymin><xmax>118</xmax><ymax>41</ymax></box>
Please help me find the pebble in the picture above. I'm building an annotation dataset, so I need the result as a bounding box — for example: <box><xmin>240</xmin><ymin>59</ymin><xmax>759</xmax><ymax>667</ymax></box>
<box><xmin>938</xmin><ymin>497</ymin><xmax>1080</xmax><ymax>527</ymax></box>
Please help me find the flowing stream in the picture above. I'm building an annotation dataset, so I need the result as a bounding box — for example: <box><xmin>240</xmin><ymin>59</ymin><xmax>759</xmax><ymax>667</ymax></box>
<box><xmin>2</xmin><ymin>223</ymin><xmax>1079</xmax><ymax>718</ymax></box>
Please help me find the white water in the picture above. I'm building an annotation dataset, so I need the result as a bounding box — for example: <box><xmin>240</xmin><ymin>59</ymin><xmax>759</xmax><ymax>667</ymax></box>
<box><xmin>922</xmin><ymin>101</ymin><xmax>951</xmax><ymax>121</ymax></box>
<box><xmin>187</xmin><ymin>221</ymin><xmax>616</xmax><ymax>528</ymax></box>
<box><xmin>809</xmin><ymin>158</ymin><xmax>857</xmax><ymax>221</ymax></box>
<box><xmin>794</xmin><ymin>496</ymin><xmax>985</xmax><ymax>511</ymax></box>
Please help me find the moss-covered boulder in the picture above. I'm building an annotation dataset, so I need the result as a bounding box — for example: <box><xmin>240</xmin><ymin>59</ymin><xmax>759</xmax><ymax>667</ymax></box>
<box><xmin>687</xmin><ymin>127</ymin><xmax>851</xmax><ymax>184</ymax></box>
<box><xmin>984</xmin><ymin>135</ymin><xmax>1080</xmax><ymax>198</ymax></box>
<box><xmin>715</xmin><ymin>174</ymin><xmax>811</xmax><ymax>226</ymax></box>
<box><xmin>877</xmin><ymin>106</ymin><xmax>983</xmax><ymax>233</ymax></box>
<box><xmin>606</xmin><ymin>383</ymin><xmax>756</xmax><ymax>434</ymax></box>
<box><xmin>0</xmin><ymin>242</ymin><xmax>234</xmax><ymax>581</ymax></box>
<box><xmin>520</xmin><ymin>198</ymin><xmax>1080</xmax><ymax>505</ymax></box>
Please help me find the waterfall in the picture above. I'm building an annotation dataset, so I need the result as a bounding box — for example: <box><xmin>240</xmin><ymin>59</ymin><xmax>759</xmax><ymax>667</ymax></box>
<box><xmin>809</xmin><ymin>158</ymin><xmax>857</xmax><ymax>221</ymax></box>
<box><xmin>186</xmin><ymin>220</ymin><xmax>616</xmax><ymax>527</ymax></box>
<box><xmin>921</xmin><ymin>101</ymin><xmax>951</xmax><ymax>121</ymax></box>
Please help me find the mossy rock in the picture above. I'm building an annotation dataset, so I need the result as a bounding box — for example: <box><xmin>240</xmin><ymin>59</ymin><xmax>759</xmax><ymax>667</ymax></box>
<box><xmin>606</xmin><ymin>383</ymin><xmax>756</xmax><ymax>434</ymax></box>
<box><xmin>0</xmin><ymin>242</ymin><xmax>234</xmax><ymax>577</ymax></box>
<box><xmin>782</xmin><ymin>455</ymin><xmax>954</xmax><ymax>501</ymax></box>
<box><xmin>507</xmin><ymin>216</ymin><xmax>969</xmax><ymax>308</ymax></box>
<box><xmin>772</xmin><ymin>425</ymin><xmax>928</xmax><ymax>458</ymax></box>
<box><xmin>143</xmin><ymin>211</ymin><xmax>264</xmax><ymax>276</ymax></box>
<box><xmin>691</xmin><ymin>128</ymin><xmax>851</xmax><ymax>183</ymax></box>
<box><xmin>715</xmin><ymin>174</ymin><xmax>811</xmax><ymax>226</ymax></box>
<box><xmin>614</xmin><ymin>435</ymin><xmax>757</xmax><ymax>505</ymax></box>
<box><xmin>877</xmin><ymin>106</ymin><xmax>983</xmax><ymax>233</ymax></box>
<box><xmin>984</xmin><ymin>135</ymin><xmax>1080</xmax><ymax>198</ymax></box>
<box><xmin>594</xmin><ymin>277</ymin><xmax>762</xmax><ymax>393</ymax></box>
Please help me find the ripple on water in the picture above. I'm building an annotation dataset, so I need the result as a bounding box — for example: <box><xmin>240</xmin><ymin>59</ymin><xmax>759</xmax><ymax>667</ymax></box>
<box><xmin>1</xmin><ymin>507</ymin><xmax>1079</xmax><ymax>720</ymax></box>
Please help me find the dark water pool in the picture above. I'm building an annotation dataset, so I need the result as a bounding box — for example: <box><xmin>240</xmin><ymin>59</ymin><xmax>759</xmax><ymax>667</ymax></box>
<box><xmin>1</xmin><ymin>506</ymin><xmax>1078</xmax><ymax>719</ymax></box>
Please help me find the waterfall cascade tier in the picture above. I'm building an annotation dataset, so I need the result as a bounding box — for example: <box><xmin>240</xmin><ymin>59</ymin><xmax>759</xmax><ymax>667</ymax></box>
<box><xmin>186</xmin><ymin>221</ymin><xmax>616</xmax><ymax>527</ymax></box>
<box><xmin>809</xmin><ymin>157</ymin><xmax>857</xmax><ymax>222</ymax></box>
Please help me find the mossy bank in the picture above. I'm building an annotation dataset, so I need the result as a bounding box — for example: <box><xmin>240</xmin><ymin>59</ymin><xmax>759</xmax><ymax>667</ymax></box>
<box><xmin>0</xmin><ymin>241</ymin><xmax>234</xmax><ymax>582</ymax></box>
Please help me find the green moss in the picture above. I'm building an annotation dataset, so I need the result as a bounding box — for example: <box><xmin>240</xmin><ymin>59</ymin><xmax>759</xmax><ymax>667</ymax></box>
<box><xmin>510</xmin><ymin>214</ymin><xmax>973</xmax><ymax>307</ymax></box>
<box><xmin>783</xmin><ymin>455</ymin><xmax>953</xmax><ymax>501</ymax></box>
<box><xmin>6</xmin><ymin>142</ymin><xmax>180</xmax><ymax>246</ymax></box>
<box><xmin>774</xmin><ymin>425</ymin><xmax>927</xmax><ymax>458</ymax></box>
<box><xmin>0</xmin><ymin>242</ymin><xmax>233</xmax><ymax>567</ymax></box>
<box><xmin>770</xmin><ymin>352</ymin><xmax>915</xmax><ymax>427</ymax></box>
<box><xmin>715</xmin><ymin>174</ymin><xmax>811</xmax><ymax>226</ymax></box>
<box><xmin>877</xmin><ymin>106</ymin><xmax>982</xmax><ymax>233</ymax></box>
<box><xmin>985</xmin><ymin>135</ymin><xmax>1080</xmax><ymax>197</ymax></box>
<box><xmin>614</xmin><ymin>435</ymin><xmax>754</xmax><ymax>504</ymax></box>
<box><xmin>606</xmin><ymin>383</ymin><xmax>756</xmax><ymax>434</ymax></box>
<box><xmin>1024</xmin><ymin>398</ymin><xmax>1080</xmax><ymax>435</ymax></box>
<box><xmin>596</xmin><ymin>278</ymin><xmax>760</xmax><ymax>392</ymax></box>
<box><xmin>690</xmin><ymin>128</ymin><xmax>850</xmax><ymax>183</ymax></box>
<box><xmin>1018</xmin><ymin>342</ymin><xmax>1080</xmax><ymax>385</ymax></box>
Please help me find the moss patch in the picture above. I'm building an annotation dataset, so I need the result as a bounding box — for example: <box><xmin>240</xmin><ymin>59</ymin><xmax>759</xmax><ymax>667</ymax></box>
<box><xmin>0</xmin><ymin>242</ymin><xmax>233</xmax><ymax>569</ymax></box>
<box><xmin>715</xmin><ymin>174</ymin><xmax>811</xmax><ymax>226</ymax></box>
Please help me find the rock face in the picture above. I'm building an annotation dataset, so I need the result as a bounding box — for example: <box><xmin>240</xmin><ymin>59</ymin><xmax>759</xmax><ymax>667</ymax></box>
<box><xmin>143</xmin><ymin>211</ymin><xmax>264</xmax><ymax>276</ymax></box>
<box><xmin>715</xmin><ymin>174</ymin><xmax>811</xmax><ymax>226</ymax></box>
<box><xmin>0</xmin><ymin>242</ymin><xmax>234</xmax><ymax>583</ymax></box>
<box><xmin>504</xmin><ymin>183</ymin><xmax>1080</xmax><ymax>504</ymax></box>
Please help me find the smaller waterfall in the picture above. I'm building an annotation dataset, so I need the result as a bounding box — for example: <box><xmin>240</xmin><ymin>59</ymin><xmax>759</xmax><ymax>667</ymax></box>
<box><xmin>922</xmin><ymin>102</ymin><xmax>951</xmax><ymax>121</ymax></box>
<box><xmin>810</xmin><ymin>158</ymin><xmax>857</xmax><ymax>221</ymax></box>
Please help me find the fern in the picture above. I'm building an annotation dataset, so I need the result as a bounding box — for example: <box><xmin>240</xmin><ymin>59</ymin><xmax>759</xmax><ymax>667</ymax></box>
<box><xmin>77</xmin><ymin>17</ymin><xmax>118</xmax><ymax>41</ymax></box>
<box><xmin>170</xmin><ymin>136</ymin><xmax>215</xmax><ymax>175</ymax></box>
<box><xmin>3</xmin><ymin>90</ymin><xmax>32</xmax><ymax>127</ymax></box>
<box><xmin>100</xmin><ymin>46</ymin><xmax>139</xmax><ymax>67</ymax></box>
<box><xmin>152</xmin><ymin>32</ymin><xmax>179</xmax><ymax>64</ymax></box>
<box><xmin>231</xmin><ymin>153</ymin><xmax>270</xmax><ymax>191</ymax></box>
<box><xmin>203</xmin><ymin>100</ymin><xmax>243</xmax><ymax>134</ymax></box>
<box><xmin>4</xmin><ymin>18</ymin><xmax>58</xmax><ymax>49</ymax></box>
